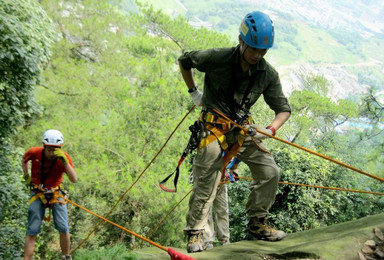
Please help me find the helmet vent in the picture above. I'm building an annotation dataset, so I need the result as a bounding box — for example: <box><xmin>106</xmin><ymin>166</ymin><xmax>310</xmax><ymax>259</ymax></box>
<box><xmin>240</xmin><ymin>11</ymin><xmax>274</xmax><ymax>49</ymax></box>
<box><xmin>249</xmin><ymin>19</ymin><xmax>257</xmax><ymax>32</ymax></box>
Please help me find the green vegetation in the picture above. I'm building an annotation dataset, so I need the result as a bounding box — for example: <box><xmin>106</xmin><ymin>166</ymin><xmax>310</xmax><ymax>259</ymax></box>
<box><xmin>141</xmin><ymin>0</ymin><xmax>376</xmax><ymax>67</ymax></box>
<box><xmin>75</xmin><ymin>244</ymin><xmax>138</xmax><ymax>260</ymax></box>
<box><xmin>1</xmin><ymin>0</ymin><xmax>383</xmax><ymax>259</ymax></box>
<box><xmin>0</xmin><ymin>0</ymin><xmax>55</xmax><ymax>259</ymax></box>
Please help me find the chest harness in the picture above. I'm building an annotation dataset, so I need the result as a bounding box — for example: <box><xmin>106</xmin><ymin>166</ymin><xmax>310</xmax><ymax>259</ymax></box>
<box><xmin>28</xmin><ymin>149</ymin><xmax>68</xmax><ymax>221</ymax></box>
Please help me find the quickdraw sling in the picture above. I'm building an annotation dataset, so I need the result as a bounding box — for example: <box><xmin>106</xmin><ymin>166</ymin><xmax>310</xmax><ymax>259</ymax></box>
<box><xmin>159</xmin><ymin>120</ymin><xmax>205</xmax><ymax>192</ymax></box>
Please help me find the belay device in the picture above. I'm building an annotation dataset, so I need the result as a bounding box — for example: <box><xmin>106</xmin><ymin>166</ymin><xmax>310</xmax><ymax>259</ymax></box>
<box><xmin>159</xmin><ymin>121</ymin><xmax>204</xmax><ymax>192</ymax></box>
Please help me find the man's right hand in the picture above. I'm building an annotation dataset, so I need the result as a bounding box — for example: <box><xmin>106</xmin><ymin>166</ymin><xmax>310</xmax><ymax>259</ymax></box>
<box><xmin>189</xmin><ymin>88</ymin><xmax>203</xmax><ymax>106</ymax></box>
<box><xmin>54</xmin><ymin>148</ymin><xmax>69</xmax><ymax>164</ymax></box>
<box><xmin>225</xmin><ymin>169</ymin><xmax>239</xmax><ymax>182</ymax></box>
<box><xmin>23</xmin><ymin>173</ymin><xmax>31</xmax><ymax>186</ymax></box>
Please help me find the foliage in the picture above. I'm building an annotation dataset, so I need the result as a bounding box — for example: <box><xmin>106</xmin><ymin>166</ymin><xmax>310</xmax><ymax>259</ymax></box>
<box><xmin>227</xmin><ymin>178</ymin><xmax>250</xmax><ymax>242</ymax></box>
<box><xmin>0</xmin><ymin>0</ymin><xmax>54</xmax><ymax>258</ymax></box>
<box><xmin>2</xmin><ymin>0</ymin><xmax>382</xmax><ymax>258</ymax></box>
<box><xmin>328</xmin><ymin>29</ymin><xmax>363</xmax><ymax>56</ymax></box>
<box><xmin>0</xmin><ymin>0</ymin><xmax>54</xmax><ymax>144</ymax></box>
<box><xmin>74</xmin><ymin>244</ymin><xmax>138</xmax><ymax>260</ymax></box>
<box><xmin>142</xmin><ymin>0</ymin><xmax>372</xmax><ymax>66</ymax></box>
<box><xmin>0</xmin><ymin>146</ymin><xmax>28</xmax><ymax>259</ymax></box>
<box><xmin>9</xmin><ymin>0</ymin><xmax>207</xmax><ymax>255</ymax></box>
<box><xmin>228</xmin><ymin>147</ymin><xmax>384</xmax><ymax>242</ymax></box>
<box><xmin>288</xmin><ymin>74</ymin><xmax>359</xmax><ymax>151</ymax></box>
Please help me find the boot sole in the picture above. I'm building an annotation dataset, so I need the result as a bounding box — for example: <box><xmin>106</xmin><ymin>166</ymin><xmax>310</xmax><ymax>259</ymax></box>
<box><xmin>187</xmin><ymin>244</ymin><xmax>204</xmax><ymax>253</ymax></box>
<box><xmin>247</xmin><ymin>232</ymin><xmax>285</xmax><ymax>242</ymax></box>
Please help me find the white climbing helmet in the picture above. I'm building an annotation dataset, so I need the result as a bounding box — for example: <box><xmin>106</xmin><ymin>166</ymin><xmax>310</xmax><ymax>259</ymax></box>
<box><xmin>42</xmin><ymin>129</ymin><xmax>64</xmax><ymax>147</ymax></box>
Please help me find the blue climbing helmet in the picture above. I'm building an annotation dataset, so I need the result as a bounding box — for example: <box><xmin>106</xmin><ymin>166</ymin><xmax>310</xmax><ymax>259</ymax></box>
<box><xmin>239</xmin><ymin>11</ymin><xmax>274</xmax><ymax>49</ymax></box>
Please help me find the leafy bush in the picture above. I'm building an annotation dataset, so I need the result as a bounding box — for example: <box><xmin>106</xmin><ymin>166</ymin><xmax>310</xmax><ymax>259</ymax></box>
<box><xmin>228</xmin><ymin>147</ymin><xmax>383</xmax><ymax>241</ymax></box>
<box><xmin>74</xmin><ymin>244</ymin><xmax>138</xmax><ymax>260</ymax></box>
<box><xmin>0</xmin><ymin>146</ymin><xmax>28</xmax><ymax>259</ymax></box>
<box><xmin>0</xmin><ymin>0</ymin><xmax>54</xmax><ymax>144</ymax></box>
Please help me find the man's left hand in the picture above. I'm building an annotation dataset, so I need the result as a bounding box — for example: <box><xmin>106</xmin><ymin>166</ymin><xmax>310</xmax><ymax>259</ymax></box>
<box><xmin>54</xmin><ymin>148</ymin><xmax>69</xmax><ymax>164</ymax></box>
<box><xmin>249</xmin><ymin>125</ymin><xmax>273</xmax><ymax>140</ymax></box>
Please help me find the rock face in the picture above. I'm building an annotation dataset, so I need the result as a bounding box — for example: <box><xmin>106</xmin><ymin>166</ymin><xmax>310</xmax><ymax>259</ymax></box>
<box><xmin>134</xmin><ymin>213</ymin><xmax>384</xmax><ymax>260</ymax></box>
<box><xmin>359</xmin><ymin>227</ymin><xmax>384</xmax><ymax>260</ymax></box>
<box><xmin>278</xmin><ymin>63</ymin><xmax>371</xmax><ymax>100</ymax></box>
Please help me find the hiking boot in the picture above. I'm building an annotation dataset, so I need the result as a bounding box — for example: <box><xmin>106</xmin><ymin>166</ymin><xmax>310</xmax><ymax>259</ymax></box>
<box><xmin>220</xmin><ymin>239</ymin><xmax>230</xmax><ymax>246</ymax></box>
<box><xmin>204</xmin><ymin>241</ymin><xmax>214</xmax><ymax>250</ymax></box>
<box><xmin>247</xmin><ymin>217</ymin><xmax>286</xmax><ymax>241</ymax></box>
<box><xmin>186</xmin><ymin>230</ymin><xmax>203</xmax><ymax>253</ymax></box>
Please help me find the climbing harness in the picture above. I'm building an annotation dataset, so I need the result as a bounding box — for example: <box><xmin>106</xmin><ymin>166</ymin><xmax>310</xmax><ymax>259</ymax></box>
<box><xmin>29</xmin><ymin>184</ymin><xmax>68</xmax><ymax>222</ymax></box>
<box><xmin>199</xmin><ymin>109</ymin><xmax>253</xmax><ymax>182</ymax></box>
<box><xmin>159</xmin><ymin>108</ymin><xmax>256</xmax><ymax>192</ymax></box>
<box><xmin>159</xmin><ymin>120</ymin><xmax>204</xmax><ymax>192</ymax></box>
<box><xmin>28</xmin><ymin>148</ymin><xmax>68</xmax><ymax>221</ymax></box>
<box><xmin>159</xmin><ymin>58</ymin><xmax>263</xmax><ymax>192</ymax></box>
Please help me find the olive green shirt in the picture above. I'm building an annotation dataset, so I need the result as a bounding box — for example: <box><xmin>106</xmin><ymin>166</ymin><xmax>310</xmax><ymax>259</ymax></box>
<box><xmin>178</xmin><ymin>45</ymin><xmax>291</xmax><ymax>120</ymax></box>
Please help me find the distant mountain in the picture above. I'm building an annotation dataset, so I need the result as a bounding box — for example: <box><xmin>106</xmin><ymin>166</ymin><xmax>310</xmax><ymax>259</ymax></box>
<box><xmin>136</xmin><ymin>0</ymin><xmax>384</xmax><ymax>100</ymax></box>
<box><xmin>253</xmin><ymin>0</ymin><xmax>384</xmax><ymax>35</ymax></box>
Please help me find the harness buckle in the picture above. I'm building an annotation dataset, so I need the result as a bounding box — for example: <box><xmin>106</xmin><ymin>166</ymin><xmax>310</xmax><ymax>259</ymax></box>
<box><xmin>200</xmin><ymin>111</ymin><xmax>232</xmax><ymax>131</ymax></box>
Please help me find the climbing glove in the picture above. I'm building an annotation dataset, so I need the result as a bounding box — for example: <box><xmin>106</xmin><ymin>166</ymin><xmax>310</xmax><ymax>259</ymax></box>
<box><xmin>225</xmin><ymin>169</ymin><xmax>239</xmax><ymax>182</ymax></box>
<box><xmin>248</xmin><ymin>125</ymin><xmax>273</xmax><ymax>140</ymax></box>
<box><xmin>54</xmin><ymin>148</ymin><xmax>69</xmax><ymax>164</ymax></box>
<box><xmin>189</xmin><ymin>88</ymin><xmax>203</xmax><ymax>106</ymax></box>
<box><xmin>23</xmin><ymin>173</ymin><xmax>31</xmax><ymax>187</ymax></box>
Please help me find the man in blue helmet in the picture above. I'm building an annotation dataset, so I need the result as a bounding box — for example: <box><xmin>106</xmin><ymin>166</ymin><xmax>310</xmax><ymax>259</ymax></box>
<box><xmin>178</xmin><ymin>11</ymin><xmax>291</xmax><ymax>253</ymax></box>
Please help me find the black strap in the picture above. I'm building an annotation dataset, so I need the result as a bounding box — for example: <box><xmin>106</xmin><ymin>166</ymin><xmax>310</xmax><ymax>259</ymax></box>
<box><xmin>240</xmin><ymin>71</ymin><xmax>257</xmax><ymax>109</ymax></box>
<box><xmin>227</xmin><ymin>63</ymin><xmax>258</xmax><ymax>120</ymax></box>
<box><xmin>159</xmin><ymin>121</ymin><xmax>204</xmax><ymax>192</ymax></box>
<box><xmin>40</xmin><ymin>149</ymin><xmax>57</xmax><ymax>185</ymax></box>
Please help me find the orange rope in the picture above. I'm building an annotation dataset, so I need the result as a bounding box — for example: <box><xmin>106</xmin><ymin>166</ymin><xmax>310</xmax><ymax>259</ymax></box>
<box><xmin>212</xmin><ymin>108</ymin><xmax>384</xmax><ymax>183</ymax></box>
<box><xmin>221</xmin><ymin>176</ymin><xmax>384</xmax><ymax>195</ymax></box>
<box><xmin>65</xmin><ymin>198</ymin><xmax>168</xmax><ymax>252</ymax></box>
<box><xmin>129</xmin><ymin>189</ymin><xmax>193</xmax><ymax>251</ymax></box>
<box><xmin>70</xmin><ymin>105</ymin><xmax>381</xmax><ymax>255</ymax></box>
<box><xmin>71</xmin><ymin>105</ymin><xmax>196</xmax><ymax>254</ymax></box>
<box><xmin>279</xmin><ymin>181</ymin><xmax>384</xmax><ymax>195</ymax></box>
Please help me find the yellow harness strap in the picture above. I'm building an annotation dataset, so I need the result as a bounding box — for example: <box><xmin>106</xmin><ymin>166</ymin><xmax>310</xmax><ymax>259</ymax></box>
<box><xmin>198</xmin><ymin>111</ymin><xmax>253</xmax><ymax>180</ymax></box>
<box><xmin>28</xmin><ymin>185</ymin><xmax>68</xmax><ymax>222</ymax></box>
<box><xmin>198</xmin><ymin>112</ymin><xmax>233</xmax><ymax>150</ymax></box>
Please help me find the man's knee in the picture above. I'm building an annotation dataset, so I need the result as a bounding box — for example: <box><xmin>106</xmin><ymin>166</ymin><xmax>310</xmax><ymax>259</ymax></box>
<box><xmin>254</xmin><ymin>165</ymin><xmax>280</xmax><ymax>182</ymax></box>
<box><xmin>269</xmin><ymin>166</ymin><xmax>281</xmax><ymax>180</ymax></box>
<box><xmin>55</xmin><ymin>222</ymin><xmax>69</xmax><ymax>233</ymax></box>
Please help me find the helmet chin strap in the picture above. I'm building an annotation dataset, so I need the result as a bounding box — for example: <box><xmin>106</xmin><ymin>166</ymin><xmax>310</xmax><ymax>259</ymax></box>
<box><xmin>240</xmin><ymin>42</ymin><xmax>248</xmax><ymax>62</ymax></box>
<box><xmin>240</xmin><ymin>43</ymin><xmax>251</xmax><ymax>72</ymax></box>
